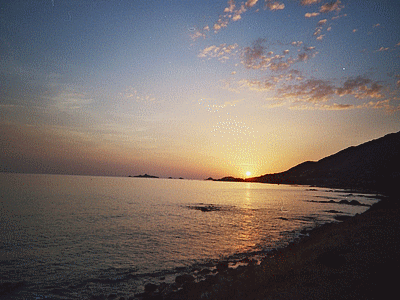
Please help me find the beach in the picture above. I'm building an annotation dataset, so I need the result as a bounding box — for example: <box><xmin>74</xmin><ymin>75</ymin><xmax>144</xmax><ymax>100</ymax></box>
<box><xmin>136</xmin><ymin>192</ymin><xmax>400</xmax><ymax>300</ymax></box>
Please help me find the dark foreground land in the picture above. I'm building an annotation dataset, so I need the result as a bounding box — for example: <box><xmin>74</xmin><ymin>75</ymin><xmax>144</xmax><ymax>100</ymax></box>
<box><xmin>136</xmin><ymin>193</ymin><xmax>400</xmax><ymax>300</ymax></box>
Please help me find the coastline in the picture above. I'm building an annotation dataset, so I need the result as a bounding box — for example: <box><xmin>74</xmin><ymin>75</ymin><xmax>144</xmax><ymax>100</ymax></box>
<box><xmin>135</xmin><ymin>191</ymin><xmax>399</xmax><ymax>300</ymax></box>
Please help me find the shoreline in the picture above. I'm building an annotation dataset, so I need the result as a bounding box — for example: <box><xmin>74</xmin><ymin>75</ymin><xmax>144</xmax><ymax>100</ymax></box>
<box><xmin>135</xmin><ymin>192</ymin><xmax>399</xmax><ymax>300</ymax></box>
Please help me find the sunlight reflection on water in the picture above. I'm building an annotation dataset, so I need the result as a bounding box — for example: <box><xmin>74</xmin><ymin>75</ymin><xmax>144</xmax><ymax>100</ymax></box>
<box><xmin>0</xmin><ymin>173</ymin><xmax>379</xmax><ymax>299</ymax></box>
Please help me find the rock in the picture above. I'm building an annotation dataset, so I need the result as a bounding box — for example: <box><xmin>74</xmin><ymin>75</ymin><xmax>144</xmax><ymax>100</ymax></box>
<box><xmin>198</xmin><ymin>268</ymin><xmax>211</xmax><ymax>275</ymax></box>
<box><xmin>334</xmin><ymin>215</ymin><xmax>352</xmax><ymax>221</ymax></box>
<box><xmin>349</xmin><ymin>200</ymin><xmax>362</xmax><ymax>206</ymax></box>
<box><xmin>204</xmin><ymin>274</ymin><xmax>218</xmax><ymax>285</ymax></box>
<box><xmin>0</xmin><ymin>281</ymin><xmax>24</xmax><ymax>295</ymax></box>
<box><xmin>175</xmin><ymin>274</ymin><xmax>195</xmax><ymax>285</ymax></box>
<box><xmin>144</xmin><ymin>283</ymin><xmax>158</xmax><ymax>293</ymax></box>
<box><xmin>317</xmin><ymin>252</ymin><xmax>346</xmax><ymax>268</ymax></box>
<box><xmin>90</xmin><ymin>295</ymin><xmax>107</xmax><ymax>300</ymax></box>
<box><xmin>216</xmin><ymin>262</ymin><xmax>229</xmax><ymax>272</ymax></box>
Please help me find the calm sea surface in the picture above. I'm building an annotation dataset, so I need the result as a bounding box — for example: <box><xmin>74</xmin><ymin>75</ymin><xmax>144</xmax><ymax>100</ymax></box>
<box><xmin>0</xmin><ymin>173</ymin><xmax>379</xmax><ymax>299</ymax></box>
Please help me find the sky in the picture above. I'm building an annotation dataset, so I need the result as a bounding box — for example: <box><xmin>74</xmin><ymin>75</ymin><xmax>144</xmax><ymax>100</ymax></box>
<box><xmin>1</xmin><ymin>0</ymin><xmax>400</xmax><ymax>179</ymax></box>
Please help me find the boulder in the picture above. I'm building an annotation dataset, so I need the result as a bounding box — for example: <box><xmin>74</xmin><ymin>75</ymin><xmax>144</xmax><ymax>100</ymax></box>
<box><xmin>175</xmin><ymin>274</ymin><xmax>195</xmax><ymax>285</ymax></box>
<box><xmin>144</xmin><ymin>283</ymin><xmax>158</xmax><ymax>293</ymax></box>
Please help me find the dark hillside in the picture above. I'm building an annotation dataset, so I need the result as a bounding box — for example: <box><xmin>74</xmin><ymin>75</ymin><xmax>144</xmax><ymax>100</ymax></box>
<box><xmin>248</xmin><ymin>131</ymin><xmax>400</xmax><ymax>192</ymax></box>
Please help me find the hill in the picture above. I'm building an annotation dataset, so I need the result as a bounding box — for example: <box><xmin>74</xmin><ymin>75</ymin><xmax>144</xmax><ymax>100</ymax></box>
<box><xmin>247</xmin><ymin>131</ymin><xmax>400</xmax><ymax>192</ymax></box>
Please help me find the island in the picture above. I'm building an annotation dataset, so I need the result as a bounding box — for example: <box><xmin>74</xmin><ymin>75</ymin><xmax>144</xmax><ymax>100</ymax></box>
<box><xmin>129</xmin><ymin>174</ymin><xmax>159</xmax><ymax>179</ymax></box>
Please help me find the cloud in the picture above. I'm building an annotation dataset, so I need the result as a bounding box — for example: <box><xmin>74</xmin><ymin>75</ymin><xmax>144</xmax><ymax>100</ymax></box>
<box><xmin>291</xmin><ymin>41</ymin><xmax>303</xmax><ymax>47</ymax></box>
<box><xmin>313</xmin><ymin>28</ymin><xmax>322</xmax><ymax>36</ymax></box>
<box><xmin>213</xmin><ymin>18</ymin><xmax>230</xmax><ymax>32</ymax></box>
<box><xmin>213</xmin><ymin>1</ymin><xmax>248</xmax><ymax>33</ymax></box>
<box><xmin>352</xmin><ymin>29</ymin><xmax>358</xmax><ymax>33</ymax></box>
<box><xmin>245</xmin><ymin>0</ymin><xmax>259</xmax><ymax>7</ymax></box>
<box><xmin>298</xmin><ymin>53</ymin><xmax>308</xmax><ymax>61</ymax></box>
<box><xmin>240</xmin><ymin>79</ymin><xmax>276</xmax><ymax>91</ymax></box>
<box><xmin>396</xmin><ymin>42</ymin><xmax>400</xmax><ymax>47</ymax></box>
<box><xmin>265</xmin><ymin>1</ymin><xmax>285</xmax><ymax>11</ymax></box>
<box><xmin>211</xmin><ymin>0</ymin><xmax>285</xmax><ymax>34</ymax></box>
<box><xmin>331</xmin><ymin>13</ymin><xmax>346</xmax><ymax>20</ymax></box>
<box><xmin>289</xmin><ymin>102</ymin><xmax>354</xmax><ymax>110</ymax></box>
<box><xmin>278</xmin><ymin>79</ymin><xmax>336</xmax><ymax>102</ymax></box>
<box><xmin>313</xmin><ymin>17</ymin><xmax>330</xmax><ymax>40</ymax></box>
<box><xmin>198</xmin><ymin>43</ymin><xmax>239</xmax><ymax>62</ymax></box>
<box><xmin>241</xmin><ymin>39</ymin><xmax>317</xmax><ymax>71</ymax></box>
<box><xmin>305</xmin><ymin>12</ymin><xmax>320</xmax><ymax>18</ymax></box>
<box><xmin>336</xmin><ymin>76</ymin><xmax>383</xmax><ymax>99</ymax></box>
<box><xmin>300</xmin><ymin>0</ymin><xmax>320</xmax><ymax>5</ymax></box>
<box><xmin>375</xmin><ymin>47</ymin><xmax>389</xmax><ymax>52</ymax></box>
<box><xmin>224</xmin><ymin>0</ymin><xmax>236</xmax><ymax>13</ymax></box>
<box><xmin>190</xmin><ymin>30</ymin><xmax>206</xmax><ymax>41</ymax></box>
<box><xmin>120</xmin><ymin>87</ymin><xmax>156</xmax><ymax>103</ymax></box>
<box><xmin>365</xmin><ymin>100</ymin><xmax>400</xmax><ymax>113</ymax></box>
<box><xmin>319</xmin><ymin>0</ymin><xmax>344</xmax><ymax>13</ymax></box>
<box><xmin>275</xmin><ymin>75</ymin><xmax>384</xmax><ymax>105</ymax></box>
<box><xmin>51</xmin><ymin>91</ymin><xmax>93</xmax><ymax>111</ymax></box>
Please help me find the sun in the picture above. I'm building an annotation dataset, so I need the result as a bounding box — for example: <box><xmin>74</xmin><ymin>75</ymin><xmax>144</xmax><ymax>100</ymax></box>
<box><xmin>246</xmin><ymin>171</ymin><xmax>251</xmax><ymax>177</ymax></box>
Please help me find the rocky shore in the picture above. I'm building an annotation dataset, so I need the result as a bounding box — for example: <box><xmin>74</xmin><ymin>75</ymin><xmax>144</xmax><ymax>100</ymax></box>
<box><xmin>133</xmin><ymin>193</ymin><xmax>399</xmax><ymax>300</ymax></box>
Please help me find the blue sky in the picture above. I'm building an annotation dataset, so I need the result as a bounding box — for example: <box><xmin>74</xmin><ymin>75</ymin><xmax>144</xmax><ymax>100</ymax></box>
<box><xmin>1</xmin><ymin>0</ymin><xmax>400</xmax><ymax>178</ymax></box>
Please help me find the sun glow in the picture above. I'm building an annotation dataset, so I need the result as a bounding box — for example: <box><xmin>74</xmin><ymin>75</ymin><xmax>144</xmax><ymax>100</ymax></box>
<box><xmin>246</xmin><ymin>171</ymin><xmax>251</xmax><ymax>177</ymax></box>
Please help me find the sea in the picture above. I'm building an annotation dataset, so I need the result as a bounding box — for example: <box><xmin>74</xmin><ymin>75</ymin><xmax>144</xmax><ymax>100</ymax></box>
<box><xmin>0</xmin><ymin>173</ymin><xmax>380</xmax><ymax>299</ymax></box>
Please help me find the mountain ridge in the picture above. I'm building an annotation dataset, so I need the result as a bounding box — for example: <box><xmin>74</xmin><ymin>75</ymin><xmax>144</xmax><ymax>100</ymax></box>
<box><xmin>242</xmin><ymin>131</ymin><xmax>399</xmax><ymax>192</ymax></box>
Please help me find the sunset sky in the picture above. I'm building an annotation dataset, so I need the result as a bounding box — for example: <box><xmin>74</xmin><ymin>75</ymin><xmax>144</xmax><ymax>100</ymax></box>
<box><xmin>1</xmin><ymin>0</ymin><xmax>400</xmax><ymax>179</ymax></box>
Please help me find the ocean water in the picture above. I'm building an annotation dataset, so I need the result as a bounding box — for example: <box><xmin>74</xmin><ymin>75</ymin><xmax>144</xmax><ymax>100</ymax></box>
<box><xmin>0</xmin><ymin>173</ymin><xmax>379</xmax><ymax>299</ymax></box>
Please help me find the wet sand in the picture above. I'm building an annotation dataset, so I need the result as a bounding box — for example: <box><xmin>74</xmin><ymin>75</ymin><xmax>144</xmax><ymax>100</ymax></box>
<box><xmin>137</xmin><ymin>193</ymin><xmax>400</xmax><ymax>299</ymax></box>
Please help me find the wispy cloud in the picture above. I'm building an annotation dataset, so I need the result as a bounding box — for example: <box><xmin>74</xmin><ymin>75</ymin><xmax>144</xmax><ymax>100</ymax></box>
<box><xmin>51</xmin><ymin>91</ymin><xmax>93</xmax><ymax>111</ymax></box>
<box><xmin>190</xmin><ymin>30</ymin><xmax>206</xmax><ymax>41</ymax></box>
<box><xmin>300</xmin><ymin>0</ymin><xmax>320</xmax><ymax>5</ymax></box>
<box><xmin>119</xmin><ymin>87</ymin><xmax>156</xmax><ymax>103</ymax></box>
<box><xmin>241</xmin><ymin>39</ymin><xmax>317</xmax><ymax>71</ymax></box>
<box><xmin>210</xmin><ymin>0</ymin><xmax>285</xmax><ymax>34</ymax></box>
<box><xmin>375</xmin><ymin>47</ymin><xmax>389</xmax><ymax>52</ymax></box>
<box><xmin>364</xmin><ymin>100</ymin><xmax>400</xmax><ymax>113</ymax></box>
<box><xmin>278</xmin><ymin>79</ymin><xmax>336</xmax><ymax>103</ymax></box>
<box><xmin>213</xmin><ymin>0</ymin><xmax>248</xmax><ymax>33</ymax></box>
<box><xmin>305</xmin><ymin>12</ymin><xmax>320</xmax><ymax>18</ymax></box>
<box><xmin>319</xmin><ymin>0</ymin><xmax>344</xmax><ymax>13</ymax></box>
<box><xmin>336</xmin><ymin>76</ymin><xmax>383</xmax><ymax>99</ymax></box>
<box><xmin>289</xmin><ymin>103</ymin><xmax>354</xmax><ymax>111</ymax></box>
<box><xmin>245</xmin><ymin>0</ymin><xmax>259</xmax><ymax>8</ymax></box>
<box><xmin>278</xmin><ymin>76</ymin><xmax>384</xmax><ymax>103</ymax></box>
<box><xmin>265</xmin><ymin>1</ymin><xmax>285</xmax><ymax>11</ymax></box>
<box><xmin>198</xmin><ymin>43</ymin><xmax>239</xmax><ymax>62</ymax></box>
